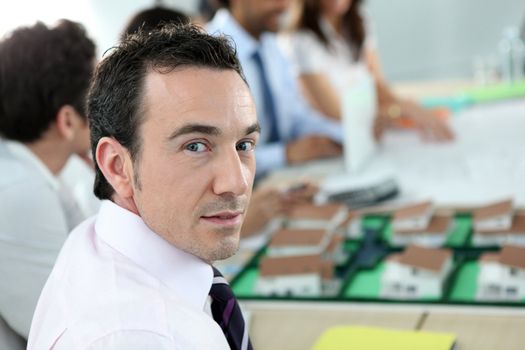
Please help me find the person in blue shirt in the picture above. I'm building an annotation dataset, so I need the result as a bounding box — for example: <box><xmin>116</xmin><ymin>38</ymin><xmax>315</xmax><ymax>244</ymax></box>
<box><xmin>207</xmin><ymin>0</ymin><xmax>343</xmax><ymax>178</ymax></box>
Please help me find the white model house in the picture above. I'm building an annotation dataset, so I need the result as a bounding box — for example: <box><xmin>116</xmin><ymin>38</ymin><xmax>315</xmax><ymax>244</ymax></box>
<box><xmin>285</xmin><ymin>203</ymin><xmax>348</xmax><ymax>232</ymax></box>
<box><xmin>391</xmin><ymin>214</ymin><xmax>452</xmax><ymax>247</ymax></box>
<box><xmin>472</xmin><ymin>213</ymin><xmax>525</xmax><ymax>247</ymax></box>
<box><xmin>472</xmin><ymin>199</ymin><xmax>513</xmax><ymax>232</ymax></box>
<box><xmin>477</xmin><ymin>245</ymin><xmax>525</xmax><ymax>301</ymax></box>
<box><xmin>391</xmin><ymin>201</ymin><xmax>433</xmax><ymax>231</ymax></box>
<box><xmin>381</xmin><ymin>245</ymin><xmax>453</xmax><ymax>299</ymax></box>
<box><xmin>255</xmin><ymin>254</ymin><xmax>338</xmax><ymax>297</ymax></box>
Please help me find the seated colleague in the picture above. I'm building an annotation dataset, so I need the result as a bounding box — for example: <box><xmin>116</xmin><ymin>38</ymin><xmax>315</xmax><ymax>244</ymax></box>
<box><xmin>207</xmin><ymin>0</ymin><xmax>344</xmax><ymax>178</ymax></box>
<box><xmin>0</xmin><ymin>20</ymin><xmax>96</xmax><ymax>339</ymax></box>
<box><xmin>283</xmin><ymin>0</ymin><xmax>454</xmax><ymax>141</ymax></box>
<box><xmin>121</xmin><ymin>5</ymin><xmax>190</xmax><ymax>38</ymax></box>
<box><xmin>28</xmin><ymin>25</ymin><xmax>257</xmax><ymax>350</ymax></box>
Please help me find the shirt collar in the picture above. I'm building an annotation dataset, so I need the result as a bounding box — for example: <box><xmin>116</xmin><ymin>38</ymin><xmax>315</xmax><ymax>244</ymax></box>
<box><xmin>208</xmin><ymin>9</ymin><xmax>260</xmax><ymax>60</ymax></box>
<box><xmin>4</xmin><ymin>139</ymin><xmax>60</xmax><ymax>191</ymax></box>
<box><xmin>94</xmin><ymin>200</ymin><xmax>214</xmax><ymax>311</ymax></box>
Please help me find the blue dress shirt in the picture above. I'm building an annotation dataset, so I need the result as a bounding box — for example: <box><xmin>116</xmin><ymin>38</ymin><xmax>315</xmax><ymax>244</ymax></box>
<box><xmin>207</xmin><ymin>10</ymin><xmax>343</xmax><ymax>177</ymax></box>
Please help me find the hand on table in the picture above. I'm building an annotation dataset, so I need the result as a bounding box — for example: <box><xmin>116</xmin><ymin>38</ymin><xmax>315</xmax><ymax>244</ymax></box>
<box><xmin>401</xmin><ymin>100</ymin><xmax>455</xmax><ymax>142</ymax></box>
<box><xmin>286</xmin><ymin>136</ymin><xmax>342</xmax><ymax>165</ymax></box>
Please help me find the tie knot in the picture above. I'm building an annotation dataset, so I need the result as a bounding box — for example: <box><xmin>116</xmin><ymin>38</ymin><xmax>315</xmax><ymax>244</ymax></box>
<box><xmin>210</xmin><ymin>267</ymin><xmax>233</xmax><ymax>302</ymax></box>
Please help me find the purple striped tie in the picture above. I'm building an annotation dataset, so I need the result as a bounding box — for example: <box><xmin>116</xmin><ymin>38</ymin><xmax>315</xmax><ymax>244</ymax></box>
<box><xmin>209</xmin><ymin>267</ymin><xmax>253</xmax><ymax>350</ymax></box>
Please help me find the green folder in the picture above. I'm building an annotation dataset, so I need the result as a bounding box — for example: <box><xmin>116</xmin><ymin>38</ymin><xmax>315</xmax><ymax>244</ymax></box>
<box><xmin>420</xmin><ymin>80</ymin><xmax>525</xmax><ymax>113</ymax></box>
<box><xmin>312</xmin><ymin>326</ymin><xmax>456</xmax><ymax>350</ymax></box>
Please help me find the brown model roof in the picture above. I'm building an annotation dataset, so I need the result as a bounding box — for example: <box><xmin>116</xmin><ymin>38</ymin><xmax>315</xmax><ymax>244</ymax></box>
<box><xmin>499</xmin><ymin>245</ymin><xmax>525</xmax><ymax>270</ymax></box>
<box><xmin>287</xmin><ymin>203</ymin><xmax>346</xmax><ymax>220</ymax></box>
<box><xmin>393</xmin><ymin>201</ymin><xmax>433</xmax><ymax>221</ymax></box>
<box><xmin>475</xmin><ymin>213</ymin><xmax>525</xmax><ymax>235</ymax></box>
<box><xmin>473</xmin><ymin>199</ymin><xmax>513</xmax><ymax>222</ymax></box>
<box><xmin>269</xmin><ymin>229</ymin><xmax>326</xmax><ymax>247</ymax></box>
<box><xmin>398</xmin><ymin>245</ymin><xmax>452</xmax><ymax>272</ymax></box>
<box><xmin>395</xmin><ymin>215</ymin><xmax>451</xmax><ymax>235</ymax></box>
<box><xmin>259</xmin><ymin>254</ymin><xmax>333</xmax><ymax>278</ymax></box>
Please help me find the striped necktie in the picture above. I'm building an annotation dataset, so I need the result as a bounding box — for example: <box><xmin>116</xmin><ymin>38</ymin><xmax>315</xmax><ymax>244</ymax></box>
<box><xmin>209</xmin><ymin>267</ymin><xmax>253</xmax><ymax>350</ymax></box>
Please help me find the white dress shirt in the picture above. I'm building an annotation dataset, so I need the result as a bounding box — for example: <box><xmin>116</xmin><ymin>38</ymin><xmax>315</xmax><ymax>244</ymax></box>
<box><xmin>207</xmin><ymin>9</ymin><xmax>343</xmax><ymax>177</ymax></box>
<box><xmin>0</xmin><ymin>139</ymin><xmax>84</xmax><ymax>338</ymax></box>
<box><xmin>280</xmin><ymin>17</ymin><xmax>376</xmax><ymax>97</ymax></box>
<box><xmin>28</xmin><ymin>200</ymin><xmax>230</xmax><ymax>350</ymax></box>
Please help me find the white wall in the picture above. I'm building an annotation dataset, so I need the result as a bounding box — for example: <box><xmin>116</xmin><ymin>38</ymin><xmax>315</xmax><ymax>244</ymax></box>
<box><xmin>365</xmin><ymin>0</ymin><xmax>525</xmax><ymax>81</ymax></box>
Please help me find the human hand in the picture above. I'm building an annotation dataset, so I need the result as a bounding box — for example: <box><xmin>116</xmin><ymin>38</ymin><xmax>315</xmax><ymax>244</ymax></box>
<box><xmin>241</xmin><ymin>187</ymin><xmax>288</xmax><ymax>237</ymax></box>
<box><xmin>401</xmin><ymin>100</ymin><xmax>454</xmax><ymax>141</ymax></box>
<box><xmin>282</xmin><ymin>182</ymin><xmax>319</xmax><ymax>204</ymax></box>
<box><xmin>286</xmin><ymin>136</ymin><xmax>342</xmax><ymax>165</ymax></box>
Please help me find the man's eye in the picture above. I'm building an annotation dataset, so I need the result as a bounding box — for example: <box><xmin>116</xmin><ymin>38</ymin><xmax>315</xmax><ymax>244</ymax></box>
<box><xmin>185</xmin><ymin>142</ymin><xmax>207</xmax><ymax>152</ymax></box>
<box><xmin>236</xmin><ymin>141</ymin><xmax>255</xmax><ymax>152</ymax></box>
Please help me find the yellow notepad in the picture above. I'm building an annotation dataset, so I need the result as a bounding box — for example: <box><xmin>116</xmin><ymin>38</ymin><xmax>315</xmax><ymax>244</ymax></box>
<box><xmin>312</xmin><ymin>326</ymin><xmax>456</xmax><ymax>350</ymax></box>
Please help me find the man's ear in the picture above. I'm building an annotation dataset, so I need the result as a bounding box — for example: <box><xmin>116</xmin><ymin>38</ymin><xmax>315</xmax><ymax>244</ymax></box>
<box><xmin>95</xmin><ymin>137</ymin><xmax>135</xmax><ymax>199</ymax></box>
<box><xmin>55</xmin><ymin>105</ymin><xmax>78</xmax><ymax>141</ymax></box>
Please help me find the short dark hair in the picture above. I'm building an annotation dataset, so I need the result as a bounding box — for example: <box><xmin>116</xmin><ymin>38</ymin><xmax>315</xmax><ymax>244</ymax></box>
<box><xmin>121</xmin><ymin>6</ymin><xmax>190</xmax><ymax>39</ymax></box>
<box><xmin>295</xmin><ymin>0</ymin><xmax>365</xmax><ymax>61</ymax></box>
<box><xmin>88</xmin><ymin>24</ymin><xmax>245</xmax><ymax>200</ymax></box>
<box><xmin>0</xmin><ymin>20</ymin><xmax>96</xmax><ymax>142</ymax></box>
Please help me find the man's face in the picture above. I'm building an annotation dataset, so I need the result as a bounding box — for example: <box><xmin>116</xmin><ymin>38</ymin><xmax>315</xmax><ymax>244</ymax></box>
<box><xmin>131</xmin><ymin>67</ymin><xmax>258</xmax><ymax>263</ymax></box>
<box><xmin>235</xmin><ymin>0</ymin><xmax>292</xmax><ymax>35</ymax></box>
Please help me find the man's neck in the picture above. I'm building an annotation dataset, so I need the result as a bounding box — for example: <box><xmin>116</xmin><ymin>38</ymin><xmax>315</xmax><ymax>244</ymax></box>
<box><xmin>26</xmin><ymin>138</ymin><xmax>71</xmax><ymax>176</ymax></box>
<box><xmin>230</xmin><ymin>8</ymin><xmax>262</xmax><ymax>41</ymax></box>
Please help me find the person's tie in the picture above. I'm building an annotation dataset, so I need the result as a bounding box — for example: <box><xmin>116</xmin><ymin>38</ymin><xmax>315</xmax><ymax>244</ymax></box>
<box><xmin>252</xmin><ymin>50</ymin><xmax>280</xmax><ymax>143</ymax></box>
<box><xmin>209</xmin><ymin>267</ymin><xmax>253</xmax><ymax>350</ymax></box>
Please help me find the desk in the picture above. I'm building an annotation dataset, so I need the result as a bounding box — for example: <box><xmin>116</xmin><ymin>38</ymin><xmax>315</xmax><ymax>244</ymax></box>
<box><xmin>243</xmin><ymin>302</ymin><xmax>525</xmax><ymax>350</ymax></box>
<box><xmin>246</xmin><ymin>97</ymin><xmax>525</xmax><ymax>349</ymax></box>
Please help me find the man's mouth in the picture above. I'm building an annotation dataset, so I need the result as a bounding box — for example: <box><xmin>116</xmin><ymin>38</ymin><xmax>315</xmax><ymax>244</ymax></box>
<box><xmin>200</xmin><ymin>211</ymin><xmax>243</xmax><ymax>227</ymax></box>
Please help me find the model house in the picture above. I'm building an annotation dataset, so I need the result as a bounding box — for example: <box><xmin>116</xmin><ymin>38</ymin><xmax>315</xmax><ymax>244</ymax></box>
<box><xmin>391</xmin><ymin>201</ymin><xmax>434</xmax><ymax>231</ymax></box>
<box><xmin>391</xmin><ymin>214</ymin><xmax>453</xmax><ymax>247</ymax></box>
<box><xmin>266</xmin><ymin>228</ymin><xmax>330</xmax><ymax>257</ymax></box>
<box><xmin>255</xmin><ymin>254</ymin><xmax>338</xmax><ymax>297</ymax></box>
<box><xmin>473</xmin><ymin>213</ymin><xmax>525</xmax><ymax>247</ymax></box>
<box><xmin>381</xmin><ymin>245</ymin><xmax>453</xmax><ymax>299</ymax></box>
<box><xmin>285</xmin><ymin>203</ymin><xmax>348</xmax><ymax>232</ymax></box>
<box><xmin>477</xmin><ymin>245</ymin><xmax>525</xmax><ymax>301</ymax></box>
<box><xmin>473</xmin><ymin>199</ymin><xmax>513</xmax><ymax>232</ymax></box>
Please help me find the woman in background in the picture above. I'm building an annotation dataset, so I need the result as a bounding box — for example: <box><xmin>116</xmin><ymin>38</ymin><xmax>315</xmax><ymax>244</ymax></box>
<box><xmin>282</xmin><ymin>0</ymin><xmax>453</xmax><ymax>141</ymax></box>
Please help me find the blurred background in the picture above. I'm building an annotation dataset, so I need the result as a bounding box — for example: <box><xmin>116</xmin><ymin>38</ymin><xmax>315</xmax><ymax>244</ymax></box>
<box><xmin>1</xmin><ymin>0</ymin><xmax>523</xmax><ymax>82</ymax></box>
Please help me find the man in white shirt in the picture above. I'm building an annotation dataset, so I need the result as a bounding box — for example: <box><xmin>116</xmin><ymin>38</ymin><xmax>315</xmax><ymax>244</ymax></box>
<box><xmin>207</xmin><ymin>0</ymin><xmax>343</xmax><ymax>178</ymax></box>
<box><xmin>0</xmin><ymin>20</ymin><xmax>96</xmax><ymax>340</ymax></box>
<box><xmin>28</xmin><ymin>24</ymin><xmax>258</xmax><ymax>349</ymax></box>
